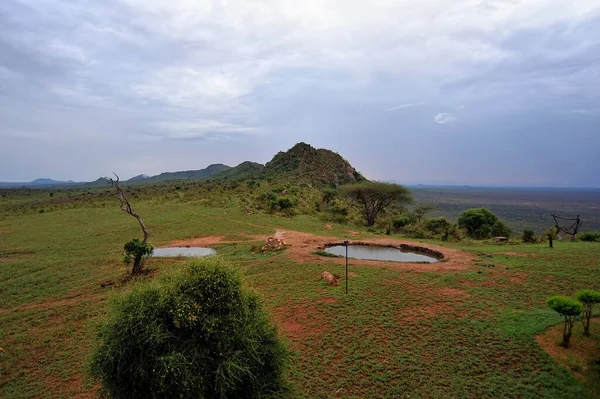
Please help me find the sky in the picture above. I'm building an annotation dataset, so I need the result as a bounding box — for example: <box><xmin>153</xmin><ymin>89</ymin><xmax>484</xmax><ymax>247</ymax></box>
<box><xmin>1</xmin><ymin>0</ymin><xmax>599</xmax><ymax>187</ymax></box>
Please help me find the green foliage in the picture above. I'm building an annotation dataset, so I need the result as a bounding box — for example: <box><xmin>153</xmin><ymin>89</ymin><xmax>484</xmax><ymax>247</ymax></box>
<box><xmin>547</xmin><ymin>296</ymin><xmax>582</xmax><ymax>316</ymax></box>
<box><xmin>123</xmin><ymin>238</ymin><xmax>153</xmax><ymax>266</ymax></box>
<box><xmin>521</xmin><ymin>229</ymin><xmax>536</xmax><ymax>243</ymax></box>
<box><xmin>322</xmin><ymin>188</ymin><xmax>337</xmax><ymax>204</ymax></box>
<box><xmin>392</xmin><ymin>216</ymin><xmax>410</xmax><ymax>230</ymax></box>
<box><xmin>424</xmin><ymin>217</ymin><xmax>457</xmax><ymax>241</ymax></box>
<box><xmin>90</xmin><ymin>258</ymin><xmax>290</xmax><ymax>398</ymax></box>
<box><xmin>547</xmin><ymin>296</ymin><xmax>582</xmax><ymax>347</ymax></box>
<box><xmin>575</xmin><ymin>289</ymin><xmax>600</xmax><ymax>336</ymax></box>
<box><xmin>579</xmin><ymin>232</ymin><xmax>600</xmax><ymax>242</ymax></box>
<box><xmin>414</xmin><ymin>204</ymin><xmax>435</xmax><ymax>225</ymax></box>
<box><xmin>339</xmin><ymin>181</ymin><xmax>413</xmax><ymax>226</ymax></box>
<box><xmin>277</xmin><ymin>197</ymin><xmax>294</xmax><ymax>210</ymax></box>
<box><xmin>457</xmin><ymin>208</ymin><xmax>511</xmax><ymax>239</ymax></box>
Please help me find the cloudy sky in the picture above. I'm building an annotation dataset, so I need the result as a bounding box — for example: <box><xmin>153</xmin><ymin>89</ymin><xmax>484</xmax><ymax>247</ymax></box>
<box><xmin>1</xmin><ymin>0</ymin><xmax>599</xmax><ymax>187</ymax></box>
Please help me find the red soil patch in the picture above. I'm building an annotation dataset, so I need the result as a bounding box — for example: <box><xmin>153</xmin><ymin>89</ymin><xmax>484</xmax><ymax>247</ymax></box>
<box><xmin>169</xmin><ymin>229</ymin><xmax>474</xmax><ymax>272</ymax></box>
<box><xmin>321</xmin><ymin>297</ymin><xmax>337</xmax><ymax>304</ymax></box>
<box><xmin>438</xmin><ymin>287</ymin><xmax>471</xmax><ymax>298</ymax></box>
<box><xmin>272</xmin><ymin>303</ymin><xmax>330</xmax><ymax>349</ymax></box>
<box><xmin>536</xmin><ymin>319</ymin><xmax>600</xmax><ymax>381</ymax></box>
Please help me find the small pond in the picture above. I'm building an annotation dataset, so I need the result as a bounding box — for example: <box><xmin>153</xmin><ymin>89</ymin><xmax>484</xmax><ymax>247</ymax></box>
<box><xmin>324</xmin><ymin>245</ymin><xmax>438</xmax><ymax>263</ymax></box>
<box><xmin>153</xmin><ymin>247</ymin><xmax>216</xmax><ymax>258</ymax></box>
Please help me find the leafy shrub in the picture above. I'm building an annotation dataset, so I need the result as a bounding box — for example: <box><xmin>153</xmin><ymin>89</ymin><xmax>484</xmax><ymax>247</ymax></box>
<box><xmin>123</xmin><ymin>238</ymin><xmax>154</xmax><ymax>270</ymax></box>
<box><xmin>424</xmin><ymin>217</ymin><xmax>456</xmax><ymax>241</ymax></box>
<box><xmin>277</xmin><ymin>197</ymin><xmax>294</xmax><ymax>209</ymax></box>
<box><xmin>575</xmin><ymin>289</ymin><xmax>600</xmax><ymax>336</ymax></box>
<box><xmin>547</xmin><ymin>296</ymin><xmax>582</xmax><ymax>347</ymax></box>
<box><xmin>521</xmin><ymin>229</ymin><xmax>536</xmax><ymax>243</ymax></box>
<box><xmin>458</xmin><ymin>208</ymin><xmax>511</xmax><ymax>239</ymax></box>
<box><xmin>579</xmin><ymin>232</ymin><xmax>600</xmax><ymax>242</ymax></box>
<box><xmin>322</xmin><ymin>188</ymin><xmax>337</xmax><ymax>204</ymax></box>
<box><xmin>392</xmin><ymin>217</ymin><xmax>410</xmax><ymax>230</ymax></box>
<box><xmin>90</xmin><ymin>258</ymin><xmax>290</xmax><ymax>398</ymax></box>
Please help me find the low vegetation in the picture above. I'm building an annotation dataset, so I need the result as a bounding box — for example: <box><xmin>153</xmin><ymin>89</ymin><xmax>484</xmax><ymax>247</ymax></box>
<box><xmin>90</xmin><ymin>258</ymin><xmax>289</xmax><ymax>398</ymax></box>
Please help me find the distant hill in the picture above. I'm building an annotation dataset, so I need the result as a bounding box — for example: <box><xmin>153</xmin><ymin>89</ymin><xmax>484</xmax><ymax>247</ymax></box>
<box><xmin>127</xmin><ymin>174</ymin><xmax>150</xmax><ymax>182</ymax></box>
<box><xmin>1</xmin><ymin>143</ymin><xmax>364</xmax><ymax>189</ymax></box>
<box><xmin>264</xmin><ymin>142</ymin><xmax>364</xmax><ymax>186</ymax></box>
<box><xmin>127</xmin><ymin>164</ymin><xmax>232</xmax><ymax>184</ymax></box>
<box><xmin>0</xmin><ymin>178</ymin><xmax>77</xmax><ymax>188</ymax></box>
<box><xmin>212</xmin><ymin>161</ymin><xmax>265</xmax><ymax>180</ymax></box>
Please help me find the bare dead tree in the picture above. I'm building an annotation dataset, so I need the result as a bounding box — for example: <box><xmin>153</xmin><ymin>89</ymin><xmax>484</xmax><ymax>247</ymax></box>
<box><xmin>551</xmin><ymin>214</ymin><xmax>582</xmax><ymax>241</ymax></box>
<box><xmin>109</xmin><ymin>173</ymin><xmax>152</xmax><ymax>274</ymax></box>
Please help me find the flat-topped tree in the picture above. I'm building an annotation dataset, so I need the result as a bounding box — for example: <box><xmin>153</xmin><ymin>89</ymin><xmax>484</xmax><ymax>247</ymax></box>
<box><xmin>340</xmin><ymin>181</ymin><xmax>413</xmax><ymax>226</ymax></box>
<box><xmin>547</xmin><ymin>296</ymin><xmax>582</xmax><ymax>347</ymax></box>
<box><xmin>109</xmin><ymin>174</ymin><xmax>153</xmax><ymax>275</ymax></box>
<box><xmin>576</xmin><ymin>290</ymin><xmax>600</xmax><ymax>336</ymax></box>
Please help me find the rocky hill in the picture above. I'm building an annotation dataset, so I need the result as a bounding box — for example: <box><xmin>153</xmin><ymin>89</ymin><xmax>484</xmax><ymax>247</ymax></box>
<box><xmin>264</xmin><ymin>142</ymin><xmax>364</xmax><ymax>186</ymax></box>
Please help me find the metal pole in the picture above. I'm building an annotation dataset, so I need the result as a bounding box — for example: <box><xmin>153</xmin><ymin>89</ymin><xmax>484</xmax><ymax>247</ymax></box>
<box><xmin>344</xmin><ymin>240</ymin><xmax>348</xmax><ymax>295</ymax></box>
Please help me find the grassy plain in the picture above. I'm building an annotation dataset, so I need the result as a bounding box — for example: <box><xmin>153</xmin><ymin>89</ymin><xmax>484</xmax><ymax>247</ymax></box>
<box><xmin>1</xmin><ymin>187</ymin><xmax>599</xmax><ymax>398</ymax></box>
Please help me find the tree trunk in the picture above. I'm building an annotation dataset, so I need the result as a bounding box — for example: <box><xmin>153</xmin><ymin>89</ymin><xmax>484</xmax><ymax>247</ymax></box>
<box><xmin>132</xmin><ymin>253</ymin><xmax>143</xmax><ymax>275</ymax></box>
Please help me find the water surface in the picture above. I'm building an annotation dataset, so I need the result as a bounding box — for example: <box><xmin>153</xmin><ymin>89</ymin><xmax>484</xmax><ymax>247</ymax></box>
<box><xmin>153</xmin><ymin>247</ymin><xmax>216</xmax><ymax>258</ymax></box>
<box><xmin>325</xmin><ymin>245</ymin><xmax>437</xmax><ymax>263</ymax></box>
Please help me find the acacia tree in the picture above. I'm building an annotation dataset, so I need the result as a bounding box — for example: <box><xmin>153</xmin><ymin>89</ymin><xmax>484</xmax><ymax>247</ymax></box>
<box><xmin>340</xmin><ymin>182</ymin><xmax>412</xmax><ymax>226</ymax></box>
<box><xmin>547</xmin><ymin>296</ymin><xmax>582</xmax><ymax>347</ymax></box>
<box><xmin>575</xmin><ymin>290</ymin><xmax>600</xmax><ymax>336</ymax></box>
<box><xmin>414</xmin><ymin>204</ymin><xmax>435</xmax><ymax>226</ymax></box>
<box><xmin>109</xmin><ymin>174</ymin><xmax>153</xmax><ymax>275</ymax></box>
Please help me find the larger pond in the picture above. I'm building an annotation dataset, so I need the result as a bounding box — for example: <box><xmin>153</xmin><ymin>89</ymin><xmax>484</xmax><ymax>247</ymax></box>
<box><xmin>153</xmin><ymin>247</ymin><xmax>216</xmax><ymax>258</ymax></box>
<box><xmin>324</xmin><ymin>245</ymin><xmax>438</xmax><ymax>263</ymax></box>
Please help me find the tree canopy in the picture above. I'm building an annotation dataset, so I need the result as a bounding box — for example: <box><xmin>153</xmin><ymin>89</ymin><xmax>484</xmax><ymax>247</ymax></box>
<box><xmin>457</xmin><ymin>208</ymin><xmax>511</xmax><ymax>239</ymax></box>
<box><xmin>339</xmin><ymin>181</ymin><xmax>413</xmax><ymax>226</ymax></box>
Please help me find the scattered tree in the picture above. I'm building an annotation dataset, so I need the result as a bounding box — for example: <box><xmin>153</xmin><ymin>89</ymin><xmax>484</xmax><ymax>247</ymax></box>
<box><xmin>457</xmin><ymin>208</ymin><xmax>511</xmax><ymax>239</ymax></box>
<box><xmin>414</xmin><ymin>204</ymin><xmax>435</xmax><ymax>227</ymax></box>
<box><xmin>109</xmin><ymin>174</ymin><xmax>152</xmax><ymax>275</ymax></box>
<box><xmin>339</xmin><ymin>182</ymin><xmax>413</xmax><ymax>226</ymax></box>
<box><xmin>521</xmin><ymin>229</ymin><xmax>536</xmax><ymax>243</ymax></box>
<box><xmin>322</xmin><ymin>188</ymin><xmax>338</xmax><ymax>204</ymax></box>
<box><xmin>575</xmin><ymin>289</ymin><xmax>600</xmax><ymax>336</ymax></box>
<box><xmin>425</xmin><ymin>217</ymin><xmax>456</xmax><ymax>241</ymax></box>
<box><xmin>392</xmin><ymin>216</ymin><xmax>410</xmax><ymax>230</ymax></box>
<box><xmin>547</xmin><ymin>296</ymin><xmax>582</xmax><ymax>347</ymax></box>
<box><xmin>90</xmin><ymin>258</ymin><xmax>290</xmax><ymax>398</ymax></box>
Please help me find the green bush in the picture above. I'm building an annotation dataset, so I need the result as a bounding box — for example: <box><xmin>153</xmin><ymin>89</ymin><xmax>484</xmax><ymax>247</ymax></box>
<box><xmin>575</xmin><ymin>289</ymin><xmax>600</xmax><ymax>336</ymax></box>
<box><xmin>579</xmin><ymin>232</ymin><xmax>600</xmax><ymax>242</ymax></box>
<box><xmin>521</xmin><ymin>229</ymin><xmax>536</xmax><ymax>243</ymax></box>
<box><xmin>90</xmin><ymin>258</ymin><xmax>290</xmax><ymax>398</ymax></box>
<box><xmin>277</xmin><ymin>197</ymin><xmax>294</xmax><ymax>209</ymax></box>
<box><xmin>392</xmin><ymin>217</ymin><xmax>410</xmax><ymax>230</ymax></box>
<box><xmin>457</xmin><ymin>208</ymin><xmax>511</xmax><ymax>239</ymax></box>
<box><xmin>547</xmin><ymin>296</ymin><xmax>582</xmax><ymax>347</ymax></box>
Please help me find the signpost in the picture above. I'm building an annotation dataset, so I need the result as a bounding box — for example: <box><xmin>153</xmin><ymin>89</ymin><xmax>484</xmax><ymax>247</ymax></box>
<box><xmin>344</xmin><ymin>240</ymin><xmax>349</xmax><ymax>295</ymax></box>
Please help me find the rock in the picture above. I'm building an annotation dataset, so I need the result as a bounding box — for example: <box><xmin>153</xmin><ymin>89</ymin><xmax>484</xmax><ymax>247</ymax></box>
<box><xmin>321</xmin><ymin>271</ymin><xmax>342</xmax><ymax>286</ymax></box>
